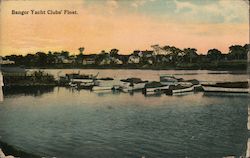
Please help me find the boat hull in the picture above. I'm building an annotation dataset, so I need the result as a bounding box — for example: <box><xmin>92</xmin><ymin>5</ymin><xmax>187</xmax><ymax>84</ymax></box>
<box><xmin>172</xmin><ymin>86</ymin><xmax>194</xmax><ymax>94</ymax></box>
<box><xmin>203</xmin><ymin>86</ymin><xmax>249</xmax><ymax>93</ymax></box>
<box><xmin>92</xmin><ymin>86</ymin><xmax>112</xmax><ymax>91</ymax></box>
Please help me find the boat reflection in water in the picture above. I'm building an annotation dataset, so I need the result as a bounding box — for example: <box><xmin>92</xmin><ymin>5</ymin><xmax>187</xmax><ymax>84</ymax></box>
<box><xmin>3</xmin><ymin>86</ymin><xmax>55</xmax><ymax>97</ymax></box>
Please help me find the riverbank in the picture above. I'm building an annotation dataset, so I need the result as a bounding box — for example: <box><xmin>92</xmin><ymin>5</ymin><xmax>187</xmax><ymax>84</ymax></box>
<box><xmin>3</xmin><ymin>60</ymin><xmax>247</xmax><ymax>71</ymax></box>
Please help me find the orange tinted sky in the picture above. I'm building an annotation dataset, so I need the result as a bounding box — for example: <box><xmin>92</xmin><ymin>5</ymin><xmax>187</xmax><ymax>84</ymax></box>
<box><xmin>0</xmin><ymin>0</ymin><xmax>249</xmax><ymax>56</ymax></box>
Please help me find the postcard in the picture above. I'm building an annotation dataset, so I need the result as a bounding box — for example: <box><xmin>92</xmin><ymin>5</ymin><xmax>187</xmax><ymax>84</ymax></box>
<box><xmin>0</xmin><ymin>0</ymin><xmax>249</xmax><ymax>157</ymax></box>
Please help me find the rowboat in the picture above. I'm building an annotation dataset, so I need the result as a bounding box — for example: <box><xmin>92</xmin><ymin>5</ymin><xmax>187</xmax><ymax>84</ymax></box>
<box><xmin>172</xmin><ymin>85</ymin><xmax>194</xmax><ymax>94</ymax></box>
<box><xmin>143</xmin><ymin>81</ymin><xmax>170</xmax><ymax>94</ymax></box>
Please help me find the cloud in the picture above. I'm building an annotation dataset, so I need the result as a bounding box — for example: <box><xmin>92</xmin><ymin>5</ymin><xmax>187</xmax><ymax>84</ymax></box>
<box><xmin>131</xmin><ymin>0</ymin><xmax>147</xmax><ymax>8</ymax></box>
<box><xmin>0</xmin><ymin>0</ymin><xmax>249</xmax><ymax>55</ymax></box>
<box><xmin>172</xmin><ymin>0</ymin><xmax>248</xmax><ymax>24</ymax></box>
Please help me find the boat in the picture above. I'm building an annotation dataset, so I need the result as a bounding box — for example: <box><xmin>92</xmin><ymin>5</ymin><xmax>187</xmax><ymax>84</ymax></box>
<box><xmin>169</xmin><ymin>84</ymin><xmax>195</xmax><ymax>94</ymax></box>
<box><xmin>143</xmin><ymin>81</ymin><xmax>170</xmax><ymax>94</ymax></box>
<box><xmin>66</xmin><ymin>72</ymin><xmax>99</xmax><ymax>89</ymax></box>
<box><xmin>68</xmin><ymin>82</ymin><xmax>77</xmax><ymax>87</ymax></box>
<box><xmin>66</xmin><ymin>72</ymin><xmax>99</xmax><ymax>80</ymax></box>
<box><xmin>120</xmin><ymin>78</ymin><xmax>148</xmax><ymax>92</ymax></box>
<box><xmin>122</xmin><ymin>82</ymin><xmax>146</xmax><ymax>92</ymax></box>
<box><xmin>160</xmin><ymin>74</ymin><xmax>178</xmax><ymax>85</ymax></box>
<box><xmin>202</xmin><ymin>81</ymin><xmax>249</xmax><ymax>93</ymax></box>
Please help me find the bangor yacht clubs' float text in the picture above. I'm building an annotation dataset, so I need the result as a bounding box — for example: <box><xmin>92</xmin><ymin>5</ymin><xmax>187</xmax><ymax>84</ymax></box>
<box><xmin>11</xmin><ymin>9</ymin><xmax>78</xmax><ymax>15</ymax></box>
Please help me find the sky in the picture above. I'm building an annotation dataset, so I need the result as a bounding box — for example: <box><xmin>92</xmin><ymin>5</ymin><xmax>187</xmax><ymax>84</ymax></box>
<box><xmin>0</xmin><ymin>0</ymin><xmax>249</xmax><ymax>56</ymax></box>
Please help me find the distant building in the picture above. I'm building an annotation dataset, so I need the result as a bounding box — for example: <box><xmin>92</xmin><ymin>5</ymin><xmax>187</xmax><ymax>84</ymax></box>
<box><xmin>62</xmin><ymin>59</ymin><xmax>74</xmax><ymax>64</ymax></box>
<box><xmin>128</xmin><ymin>55</ymin><xmax>140</xmax><ymax>64</ymax></box>
<box><xmin>151</xmin><ymin>45</ymin><xmax>172</xmax><ymax>55</ymax></box>
<box><xmin>111</xmin><ymin>57</ymin><xmax>123</xmax><ymax>64</ymax></box>
<box><xmin>139</xmin><ymin>50</ymin><xmax>154</xmax><ymax>58</ymax></box>
<box><xmin>100</xmin><ymin>58</ymin><xmax>111</xmax><ymax>65</ymax></box>
<box><xmin>82</xmin><ymin>58</ymin><xmax>95</xmax><ymax>65</ymax></box>
<box><xmin>99</xmin><ymin>55</ymin><xmax>123</xmax><ymax>65</ymax></box>
<box><xmin>0</xmin><ymin>56</ymin><xmax>15</xmax><ymax>65</ymax></box>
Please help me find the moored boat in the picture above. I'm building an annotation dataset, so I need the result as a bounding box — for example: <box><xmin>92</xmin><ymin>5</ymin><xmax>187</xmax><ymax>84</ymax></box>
<box><xmin>202</xmin><ymin>81</ymin><xmax>249</xmax><ymax>93</ymax></box>
<box><xmin>143</xmin><ymin>81</ymin><xmax>170</xmax><ymax>94</ymax></box>
<box><xmin>65</xmin><ymin>72</ymin><xmax>99</xmax><ymax>89</ymax></box>
<box><xmin>169</xmin><ymin>85</ymin><xmax>195</xmax><ymax>94</ymax></box>
<box><xmin>160</xmin><ymin>74</ymin><xmax>178</xmax><ymax>85</ymax></box>
<box><xmin>122</xmin><ymin>82</ymin><xmax>146</xmax><ymax>92</ymax></box>
<box><xmin>120</xmin><ymin>78</ymin><xmax>148</xmax><ymax>92</ymax></box>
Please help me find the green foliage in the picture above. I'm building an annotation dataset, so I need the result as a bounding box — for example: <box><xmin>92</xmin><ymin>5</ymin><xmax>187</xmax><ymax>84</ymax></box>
<box><xmin>229</xmin><ymin>45</ymin><xmax>247</xmax><ymax>60</ymax></box>
<box><xmin>2</xmin><ymin>43</ymin><xmax>249</xmax><ymax>70</ymax></box>
<box><xmin>207</xmin><ymin>49</ymin><xmax>222</xmax><ymax>61</ymax></box>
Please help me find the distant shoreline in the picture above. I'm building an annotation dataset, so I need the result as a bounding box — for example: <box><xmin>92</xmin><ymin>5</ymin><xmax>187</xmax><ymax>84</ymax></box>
<box><xmin>12</xmin><ymin>61</ymin><xmax>247</xmax><ymax>71</ymax></box>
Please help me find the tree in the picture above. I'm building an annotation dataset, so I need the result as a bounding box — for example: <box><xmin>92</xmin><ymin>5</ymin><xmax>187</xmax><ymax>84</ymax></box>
<box><xmin>207</xmin><ymin>49</ymin><xmax>222</xmax><ymax>61</ymax></box>
<box><xmin>61</xmin><ymin>51</ymin><xmax>69</xmax><ymax>58</ymax></box>
<box><xmin>169</xmin><ymin>46</ymin><xmax>183</xmax><ymax>63</ymax></box>
<box><xmin>110</xmin><ymin>48</ymin><xmax>119</xmax><ymax>57</ymax></box>
<box><xmin>76</xmin><ymin>47</ymin><xmax>84</xmax><ymax>63</ymax></box>
<box><xmin>36</xmin><ymin>52</ymin><xmax>48</xmax><ymax>66</ymax></box>
<box><xmin>229</xmin><ymin>45</ymin><xmax>246</xmax><ymax>60</ymax></box>
<box><xmin>183</xmin><ymin>48</ymin><xmax>198</xmax><ymax>63</ymax></box>
<box><xmin>78</xmin><ymin>47</ymin><xmax>85</xmax><ymax>54</ymax></box>
<box><xmin>132</xmin><ymin>50</ymin><xmax>140</xmax><ymax>56</ymax></box>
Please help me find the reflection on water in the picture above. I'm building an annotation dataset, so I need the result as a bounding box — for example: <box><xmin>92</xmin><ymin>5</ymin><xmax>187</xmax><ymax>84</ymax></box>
<box><xmin>0</xmin><ymin>86</ymin><xmax>249</xmax><ymax>158</ymax></box>
<box><xmin>3</xmin><ymin>86</ymin><xmax>55</xmax><ymax>97</ymax></box>
<box><xmin>0</xmin><ymin>70</ymin><xmax>249</xmax><ymax>157</ymax></box>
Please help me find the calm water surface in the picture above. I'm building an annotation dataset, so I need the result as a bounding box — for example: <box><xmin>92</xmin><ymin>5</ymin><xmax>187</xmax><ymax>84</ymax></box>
<box><xmin>0</xmin><ymin>69</ymin><xmax>249</xmax><ymax>158</ymax></box>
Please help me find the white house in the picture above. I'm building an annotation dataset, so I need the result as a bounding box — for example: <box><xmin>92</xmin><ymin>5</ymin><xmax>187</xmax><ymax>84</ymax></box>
<box><xmin>82</xmin><ymin>58</ymin><xmax>95</xmax><ymax>65</ymax></box>
<box><xmin>128</xmin><ymin>55</ymin><xmax>140</xmax><ymax>64</ymax></box>
<box><xmin>0</xmin><ymin>56</ymin><xmax>15</xmax><ymax>65</ymax></box>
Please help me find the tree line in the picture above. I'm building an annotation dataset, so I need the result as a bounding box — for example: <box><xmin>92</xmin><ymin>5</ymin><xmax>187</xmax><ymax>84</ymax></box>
<box><xmin>1</xmin><ymin>44</ymin><xmax>249</xmax><ymax>69</ymax></box>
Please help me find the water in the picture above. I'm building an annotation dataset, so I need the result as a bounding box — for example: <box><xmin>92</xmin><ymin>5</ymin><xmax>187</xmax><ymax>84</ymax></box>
<box><xmin>0</xmin><ymin>69</ymin><xmax>249</xmax><ymax>158</ymax></box>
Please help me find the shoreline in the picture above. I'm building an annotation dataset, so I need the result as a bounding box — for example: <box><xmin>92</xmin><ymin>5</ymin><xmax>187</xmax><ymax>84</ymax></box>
<box><xmin>23</xmin><ymin>67</ymin><xmax>248</xmax><ymax>72</ymax></box>
<box><xmin>0</xmin><ymin>140</ymin><xmax>40</xmax><ymax>158</ymax></box>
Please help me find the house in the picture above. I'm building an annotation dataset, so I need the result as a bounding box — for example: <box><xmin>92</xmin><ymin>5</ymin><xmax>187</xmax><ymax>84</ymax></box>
<box><xmin>151</xmin><ymin>45</ymin><xmax>172</xmax><ymax>55</ymax></box>
<box><xmin>111</xmin><ymin>57</ymin><xmax>123</xmax><ymax>65</ymax></box>
<box><xmin>155</xmin><ymin>55</ymin><xmax>170</xmax><ymax>63</ymax></box>
<box><xmin>82</xmin><ymin>58</ymin><xmax>95</xmax><ymax>65</ymax></box>
<box><xmin>100</xmin><ymin>58</ymin><xmax>111</xmax><ymax>65</ymax></box>
<box><xmin>0</xmin><ymin>56</ymin><xmax>15</xmax><ymax>65</ymax></box>
<box><xmin>128</xmin><ymin>55</ymin><xmax>140</xmax><ymax>64</ymax></box>
<box><xmin>138</xmin><ymin>50</ymin><xmax>154</xmax><ymax>58</ymax></box>
<box><xmin>62</xmin><ymin>58</ymin><xmax>74</xmax><ymax>64</ymax></box>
